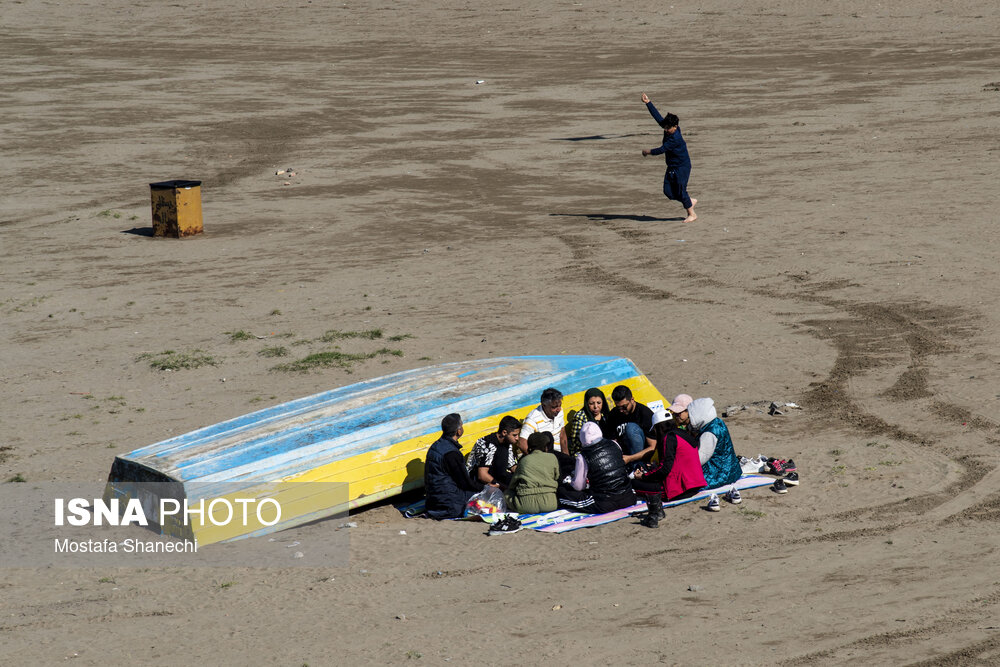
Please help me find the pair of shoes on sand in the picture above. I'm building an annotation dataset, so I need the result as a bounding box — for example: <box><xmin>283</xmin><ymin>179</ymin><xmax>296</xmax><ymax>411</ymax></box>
<box><xmin>707</xmin><ymin>486</ymin><xmax>742</xmax><ymax>511</ymax></box>
<box><xmin>707</xmin><ymin>472</ymin><xmax>801</xmax><ymax>509</ymax></box>
<box><xmin>772</xmin><ymin>471</ymin><xmax>799</xmax><ymax>494</ymax></box>
<box><xmin>487</xmin><ymin>514</ymin><xmax>522</xmax><ymax>536</ymax></box>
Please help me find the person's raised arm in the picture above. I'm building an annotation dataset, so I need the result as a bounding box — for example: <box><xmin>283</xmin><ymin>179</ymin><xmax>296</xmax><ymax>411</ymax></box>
<box><xmin>642</xmin><ymin>92</ymin><xmax>665</xmax><ymax>125</ymax></box>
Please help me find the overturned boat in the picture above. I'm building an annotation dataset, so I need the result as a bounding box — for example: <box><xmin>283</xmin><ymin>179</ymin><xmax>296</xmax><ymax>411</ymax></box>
<box><xmin>106</xmin><ymin>355</ymin><xmax>668</xmax><ymax>544</ymax></box>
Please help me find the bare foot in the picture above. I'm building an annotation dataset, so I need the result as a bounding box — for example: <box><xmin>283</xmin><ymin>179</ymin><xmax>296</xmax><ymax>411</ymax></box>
<box><xmin>683</xmin><ymin>213</ymin><xmax>697</xmax><ymax>223</ymax></box>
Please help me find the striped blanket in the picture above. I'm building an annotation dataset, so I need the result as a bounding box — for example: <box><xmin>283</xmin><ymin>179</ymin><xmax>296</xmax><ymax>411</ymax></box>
<box><xmin>399</xmin><ymin>474</ymin><xmax>775</xmax><ymax>533</ymax></box>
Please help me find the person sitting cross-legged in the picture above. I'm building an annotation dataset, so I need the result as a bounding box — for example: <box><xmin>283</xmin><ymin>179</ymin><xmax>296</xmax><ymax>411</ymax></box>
<box><xmin>466</xmin><ymin>415</ymin><xmax>521</xmax><ymax>490</ymax></box>
<box><xmin>687</xmin><ymin>397</ymin><xmax>742</xmax><ymax>490</ymax></box>
<box><xmin>424</xmin><ymin>413</ymin><xmax>484</xmax><ymax>519</ymax></box>
<box><xmin>505</xmin><ymin>432</ymin><xmax>561</xmax><ymax>514</ymax></box>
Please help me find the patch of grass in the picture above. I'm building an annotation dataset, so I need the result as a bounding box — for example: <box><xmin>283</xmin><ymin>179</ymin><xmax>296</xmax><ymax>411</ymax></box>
<box><xmin>832</xmin><ymin>465</ymin><xmax>847</xmax><ymax>475</ymax></box>
<box><xmin>7</xmin><ymin>473</ymin><xmax>26</xmax><ymax>483</ymax></box>
<box><xmin>218</xmin><ymin>581</ymin><xmax>236</xmax><ymax>589</ymax></box>
<box><xmin>258</xmin><ymin>346</ymin><xmax>289</xmax><ymax>358</ymax></box>
<box><xmin>320</xmin><ymin>328</ymin><xmax>383</xmax><ymax>342</ymax></box>
<box><xmin>273</xmin><ymin>348</ymin><xmax>403</xmax><ymax>373</ymax></box>
<box><xmin>418</xmin><ymin>356</ymin><xmax>432</xmax><ymax>361</ymax></box>
<box><xmin>138</xmin><ymin>350</ymin><xmax>218</xmax><ymax>371</ymax></box>
<box><xmin>227</xmin><ymin>330</ymin><xmax>256</xmax><ymax>342</ymax></box>
<box><xmin>8</xmin><ymin>294</ymin><xmax>51</xmax><ymax>312</ymax></box>
<box><xmin>98</xmin><ymin>576</ymin><xmax>115</xmax><ymax>583</ymax></box>
<box><xmin>866</xmin><ymin>441</ymin><xmax>890</xmax><ymax>449</ymax></box>
<box><xmin>405</xmin><ymin>650</ymin><xmax>422</xmax><ymax>660</ymax></box>
<box><xmin>878</xmin><ymin>460</ymin><xmax>903</xmax><ymax>466</ymax></box>
<box><xmin>269</xmin><ymin>309</ymin><xmax>282</xmax><ymax>316</ymax></box>
<box><xmin>97</xmin><ymin>209</ymin><xmax>123</xmax><ymax>219</ymax></box>
<box><xmin>737</xmin><ymin>507</ymin><xmax>766</xmax><ymax>519</ymax></box>
<box><xmin>125</xmin><ymin>301</ymin><xmax>135</xmax><ymax>307</ymax></box>
<box><xmin>387</xmin><ymin>333</ymin><xmax>414</xmax><ymax>342</ymax></box>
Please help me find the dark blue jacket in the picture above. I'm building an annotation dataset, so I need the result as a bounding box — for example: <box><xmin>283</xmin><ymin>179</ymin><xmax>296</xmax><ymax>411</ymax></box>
<box><xmin>424</xmin><ymin>436</ymin><xmax>480</xmax><ymax>519</ymax></box>
<box><xmin>646</xmin><ymin>102</ymin><xmax>691</xmax><ymax>173</ymax></box>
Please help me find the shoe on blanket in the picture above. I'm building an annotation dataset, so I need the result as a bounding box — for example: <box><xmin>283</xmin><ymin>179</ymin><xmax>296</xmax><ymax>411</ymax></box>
<box><xmin>771</xmin><ymin>478</ymin><xmax>789</xmax><ymax>494</ymax></box>
<box><xmin>783</xmin><ymin>471</ymin><xmax>800</xmax><ymax>486</ymax></box>
<box><xmin>724</xmin><ymin>487</ymin><xmax>742</xmax><ymax>504</ymax></box>
<box><xmin>706</xmin><ymin>494</ymin><xmax>721</xmax><ymax>512</ymax></box>
<box><xmin>488</xmin><ymin>515</ymin><xmax>522</xmax><ymax>536</ymax></box>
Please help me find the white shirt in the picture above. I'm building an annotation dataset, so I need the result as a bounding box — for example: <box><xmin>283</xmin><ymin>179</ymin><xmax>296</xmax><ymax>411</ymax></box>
<box><xmin>521</xmin><ymin>405</ymin><xmax>565</xmax><ymax>452</ymax></box>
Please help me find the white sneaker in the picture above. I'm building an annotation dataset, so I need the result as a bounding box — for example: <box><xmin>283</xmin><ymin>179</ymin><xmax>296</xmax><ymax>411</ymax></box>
<box><xmin>740</xmin><ymin>455</ymin><xmax>768</xmax><ymax>474</ymax></box>
<box><xmin>725</xmin><ymin>487</ymin><xmax>742</xmax><ymax>504</ymax></box>
<box><xmin>707</xmin><ymin>494</ymin><xmax>721</xmax><ymax>512</ymax></box>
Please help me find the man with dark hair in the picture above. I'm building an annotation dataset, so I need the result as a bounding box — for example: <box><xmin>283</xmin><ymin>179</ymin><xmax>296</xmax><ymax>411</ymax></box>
<box><xmin>518</xmin><ymin>387</ymin><xmax>568</xmax><ymax>454</ymax></box>
<box><xmin>606</xmin><ymin>385</ymin><xmax>657</xmax><ymax>461</ymax></box>
<box><xmin>424</xmin><ymin>413</ymin><xmax>483</xmax><ymax>519</ymax></box>
<box><xmin>640</xmin><ymin>92</ymin><xmax>697</xmax><ymax>223</ymax></box>
<box><xmin>466</xmin><ymin>415</ymin><xmax>522</xmax><ymax>489</ymax></box>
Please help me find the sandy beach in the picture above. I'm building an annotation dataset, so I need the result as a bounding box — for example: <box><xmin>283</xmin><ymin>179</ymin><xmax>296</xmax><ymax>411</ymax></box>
<box><xmin>2</xmin><ymin>0</ymin><xmax>999</xmax><ymax>663</ymax></box>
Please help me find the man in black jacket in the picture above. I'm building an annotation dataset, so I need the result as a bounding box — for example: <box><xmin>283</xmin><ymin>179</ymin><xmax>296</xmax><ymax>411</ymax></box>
<box><xmin>424</xmin><ymin>413</ymin><xmax>483</xmax><ymax>519</ymax></box>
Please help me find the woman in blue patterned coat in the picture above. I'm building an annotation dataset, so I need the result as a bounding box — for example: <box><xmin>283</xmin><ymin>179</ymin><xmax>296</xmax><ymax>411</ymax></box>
<box><xmin>687</xmin><ymin>397</ymin><xmax>742</xmax><ymax>489</ymax></box>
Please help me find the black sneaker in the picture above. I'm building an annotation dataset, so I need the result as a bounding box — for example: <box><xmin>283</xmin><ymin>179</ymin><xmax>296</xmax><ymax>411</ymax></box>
<box><xmin>488</xmin><ymin>515</ymin><xmax>522</xmax><ymax>536</ymax></box>
<box><xmin>772</xmin><ymin>478</ymin><xmax>789</xmax><ymax>494</ymax></box>
<box><xmin>784</xmin><ymin>471</ymin><xmax>800</xmax><ymax>486</ymax></box>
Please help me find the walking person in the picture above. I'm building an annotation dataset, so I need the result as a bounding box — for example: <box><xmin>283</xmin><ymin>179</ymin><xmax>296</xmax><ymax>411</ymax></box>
<box><xmin>640</xmin><ymin>92</ymin><xmax>697</xmax><ymax>222</ymax></box>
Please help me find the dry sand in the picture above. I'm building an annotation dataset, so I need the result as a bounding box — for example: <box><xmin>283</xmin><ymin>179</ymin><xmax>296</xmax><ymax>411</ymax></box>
<box><xmin>2</xmin><ymin>0</ymin><xmax>999</xmax><ymax>663</ymax></box>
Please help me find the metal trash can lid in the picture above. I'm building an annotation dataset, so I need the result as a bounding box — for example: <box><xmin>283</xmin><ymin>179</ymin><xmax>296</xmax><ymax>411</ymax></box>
<box><xmin>150</xmin><ymin>179</ymin><xmax>202</xmax><ymax>190</ymax></box>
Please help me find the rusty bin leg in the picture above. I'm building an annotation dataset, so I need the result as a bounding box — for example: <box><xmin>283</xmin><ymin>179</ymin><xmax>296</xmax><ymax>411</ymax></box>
<box><xmin>150</xmin><ymin>180</ymin><xmax>203</xmax><ymax>238</ymax></box>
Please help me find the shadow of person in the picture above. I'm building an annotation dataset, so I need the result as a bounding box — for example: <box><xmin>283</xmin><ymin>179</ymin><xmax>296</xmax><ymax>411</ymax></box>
<box><xmin>549</xmin><ymin>213</ymin><xmax>685</xmax><ymax>222</ymax></box>
<box><xmin>550</xmin><ymin>133</ymin><xmax>643</xmax><ymax>141</ymax></box>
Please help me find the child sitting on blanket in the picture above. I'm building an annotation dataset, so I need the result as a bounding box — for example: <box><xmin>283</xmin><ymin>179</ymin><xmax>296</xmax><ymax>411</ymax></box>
<box><xmin>505</xmin><ymin>433</ymin><xmax>560</xmax><ymax>514</ymax></box>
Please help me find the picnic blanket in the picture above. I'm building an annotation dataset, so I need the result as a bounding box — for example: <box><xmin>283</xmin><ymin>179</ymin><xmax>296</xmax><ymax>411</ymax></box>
<box><xmin>399</xmin><ymin>474</ymin><xmax>775</xmax><ymax>533</ymax></box>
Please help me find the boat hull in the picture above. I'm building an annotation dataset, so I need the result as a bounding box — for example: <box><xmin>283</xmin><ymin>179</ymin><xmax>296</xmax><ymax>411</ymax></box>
<box><xmin>106</xmin><ymin>355</ymin><xmax>668</xmax><ymax>543</ymax></box>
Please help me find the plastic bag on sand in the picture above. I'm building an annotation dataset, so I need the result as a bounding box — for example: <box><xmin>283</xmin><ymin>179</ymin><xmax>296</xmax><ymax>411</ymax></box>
<box><xmin>464</xmin><ymin>486</ymin><xmax>507</xmax><ymax>518</ymax></box>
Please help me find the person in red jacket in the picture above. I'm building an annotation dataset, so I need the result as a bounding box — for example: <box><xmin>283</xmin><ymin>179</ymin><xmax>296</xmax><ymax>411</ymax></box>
<box><xmin>631</xmin><ymin>409</ymin><xmax>707</xmax><ymax>528</ymax></box>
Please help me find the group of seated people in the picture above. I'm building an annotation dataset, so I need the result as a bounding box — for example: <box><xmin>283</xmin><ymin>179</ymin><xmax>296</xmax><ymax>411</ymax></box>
<box><xmin>423</xmin><ymin>385</ymin><xmax>743</xmax><ymax>528</ymax></box>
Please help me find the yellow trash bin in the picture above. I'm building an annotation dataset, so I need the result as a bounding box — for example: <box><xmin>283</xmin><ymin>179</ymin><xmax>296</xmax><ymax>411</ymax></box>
<box><xmin>150</xmin><ymin>180</ymin><xmax>203</xmax><ymax>238</ymax></box>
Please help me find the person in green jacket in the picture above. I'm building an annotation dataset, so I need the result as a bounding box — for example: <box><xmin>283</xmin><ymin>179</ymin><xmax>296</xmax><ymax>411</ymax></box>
<box><xmin>505</xmin><ymin>432</ymin><xmax>560</xmax><ymax>514</ymax></box>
